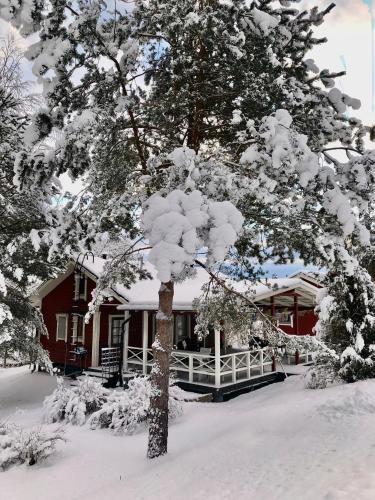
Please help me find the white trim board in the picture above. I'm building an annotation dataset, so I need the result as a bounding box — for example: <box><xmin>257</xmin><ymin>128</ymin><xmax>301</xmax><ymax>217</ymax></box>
<box><xmin>56</xmin><ymin>313</ymin><xmax>68</xmax><ymax>342</ymax></box>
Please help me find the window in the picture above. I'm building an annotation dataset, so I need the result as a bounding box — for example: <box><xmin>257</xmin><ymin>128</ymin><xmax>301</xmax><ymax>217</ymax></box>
<box><xmin>151</xmin><ymin>313</ymin><xmax>193</xmax><ymax>350</ymax></box>
<box><xmin>110</xmin><ymin>317</ymin><xmax>124</xmax><ymax>346</ymax></box>
<box><xmin>56</xmin><ymin>314</ymin><xmax>68</xmax><ymax>341</ymax></box>
<box><xmin>74</xmin><ymin>273</ymin><xmax>87</xmax><ymax>301</ymax></box>
<box><xmin>78</xmin><ymin>275</ymin><xmax>86</xmax><ymax>299</ymax></box>
<box><xmin>276</xmin><ymin>310</ymin><xmax>293</xmax><ymax>326</ymax></box>
<box><xmin>173</xmin><ymin>314</ymin><xmax>191</xmax><ymax>348</ymax></box>
<box><xmin>72</xmin><ymin>314</ymin><xmax>85</xmax><ymax>343</ymax></box>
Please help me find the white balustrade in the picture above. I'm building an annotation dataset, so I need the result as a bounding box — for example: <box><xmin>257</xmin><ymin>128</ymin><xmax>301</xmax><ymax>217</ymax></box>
<box><xmin>124</xmin><ymin>346</ymin><xmax>274</xmax><ymax>387</ymax></box>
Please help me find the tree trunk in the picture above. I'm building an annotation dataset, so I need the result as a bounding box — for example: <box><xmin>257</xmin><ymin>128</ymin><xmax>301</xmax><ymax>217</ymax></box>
<box><xmin>147</xmin><ymin>281</ymin><xmax>174</xmax><ymax>459</ymax></box>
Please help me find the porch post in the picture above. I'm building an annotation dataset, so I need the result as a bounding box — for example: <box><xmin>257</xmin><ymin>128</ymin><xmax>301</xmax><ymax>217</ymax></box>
<box><xmin>91</xmin><ymin>311</ymin><xmax>101</xmax><ymax>367</ymax></box>
<box><xmin>293</xmin><ymin>295</ymin><xmax>299</xmax><ymax>335</ymax></box>
<box><xmin>123</xmin><ymin>310</ymin><xmax>130</xmax><ymax>372</ymax></box>
<box><xmin>231</xmin><ymin>354</ymin><xmax>236</xmax><ymax>383</ymax></box>
<box><xmin>142</xmin><ymin>311</ymin><xmax>149</xmax><ymax>375</ymax></box>
<box><xmin>214</xmin><ymin>329</ymin><xmax>221</xmax><ymax>388</ymax></box>
<box><xmin>188</xmin><ymin>354</ymin><xmax>193</xmax><ymax>383</ymax></box>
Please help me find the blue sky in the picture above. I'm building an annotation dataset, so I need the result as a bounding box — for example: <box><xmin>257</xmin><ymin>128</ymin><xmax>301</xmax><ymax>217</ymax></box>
<box><xmin>261</xmin><ymin>262</ymin><xmax>319</xmax><ymax>278</ymax></box>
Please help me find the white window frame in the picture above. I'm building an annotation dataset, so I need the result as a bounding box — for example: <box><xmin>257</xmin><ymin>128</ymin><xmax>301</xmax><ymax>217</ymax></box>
<box><xmin>276</xmin><ymin>312</ymin><xmax>294</xmax><ymax>327</ymax></box>
<box><xmin>74</xmin><ymin>273</ymin><xmax>87</xmax><ymax>301</ymax></box>
<box><xmin>56</xmin><ymin>313</ymin><xmax>68</xmax><ymax>342</ymax></box>
<box><xmin>72</xmin><ymin>314</ymin><xmax>86</xmax><ymax>344</ymax></box>
<box><xmin>108</xmin><ymin>315</ymin><xmax>125</xmax><ymax>347</ymax></box>
<box><xmin>79</xmin><ymin>275</ymin><xmax>87</xmax><ymax>301</ymax></box>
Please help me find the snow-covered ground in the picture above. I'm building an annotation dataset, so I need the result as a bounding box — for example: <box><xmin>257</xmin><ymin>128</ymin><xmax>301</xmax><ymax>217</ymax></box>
<box><xmin>2</xmin><ymin>367</ymin><xmax>375</xmax><ymax>500</ymax></box>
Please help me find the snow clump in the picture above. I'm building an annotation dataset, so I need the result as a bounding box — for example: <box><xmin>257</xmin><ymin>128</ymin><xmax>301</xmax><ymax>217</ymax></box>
<box><xmin>43</xmin><ymin>377</ymin><xmax>109</xmax><ymax>426</ymax></box>
<box><xmin>89</xmin><ymin>377</ymin><xmax>184</xmax><ymax>435</ymax></box>
<box><xmin>143</xmin><ymin>158</ymin><xmax>244</xmax><ymax>282</ymax></box>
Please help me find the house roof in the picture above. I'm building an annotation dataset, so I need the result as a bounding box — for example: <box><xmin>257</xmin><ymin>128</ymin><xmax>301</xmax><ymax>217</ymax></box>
<box><xmin>287</xmin><ymin>270</ymin><xmax>324</xmax><ymax>288</ymax></box>
<box><xmin>34</xmin><ymin>255</ymin><xmax>321</xmax><ymax>311</ymax></box>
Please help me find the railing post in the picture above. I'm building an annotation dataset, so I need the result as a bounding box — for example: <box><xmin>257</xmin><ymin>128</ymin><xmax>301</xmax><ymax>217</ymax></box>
<box><xmin>232</xmin><ymin>354</ymin><xmax>236</xmax><ymax>383</ymax></box>
<box><xmin>123</xmin><ymin>311</ymin><xmax>129</xmax><ymax>372</ymax></box>
<box><xmin>189</xmin><ymin>354</ymin><xmax>193</xmax><ymax>383</ymax></box>
<box><xmin>142</xmin><ymin>311</ymin><xmax>149</xmax><ymax>375</ymax></box>
<box><xmin>214</xmin><ymin>329</ymin><xmax>221</xmax><ymax>388</ymax></box>
<box><xmin>260</xmin><ymin>349</ymin><xmax>264</xmax><ymax>375</ymax></box>
<box><xmin>246</xmin><ymin>351</ymin><xmax>251</xmax><ymax>379</ymax></box>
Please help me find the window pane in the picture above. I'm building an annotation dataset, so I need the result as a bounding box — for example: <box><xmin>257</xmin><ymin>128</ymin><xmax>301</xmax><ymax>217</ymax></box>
<box><xmin>111</xmin><ymin>318</ymin><xmax>123</xmax><ymax>346</ymax></box>
<box><xmin>276</xmin><ymin>310</ymin><xmax>292</xmax><ymax>325</ymax></box>
<box><xmin>57</xmin><ymin>316</ymin><xmax>66</xmax><ymax>340</ymax></box>
<box><xmin>79</xmin><ymin>276</ymin><xmax>86</xmax><ymax>298</ymax></box>
<box><xmin>174</xmin><ymin>315</ymin><xmax>190</xmax><ymax>348</ymax></box>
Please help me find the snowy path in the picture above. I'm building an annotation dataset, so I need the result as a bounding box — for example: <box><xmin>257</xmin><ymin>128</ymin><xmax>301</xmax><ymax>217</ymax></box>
<box><xmin>2</xmin><ymin>368</ymin><xmax>375</xmax><ymax>500</ymax></box>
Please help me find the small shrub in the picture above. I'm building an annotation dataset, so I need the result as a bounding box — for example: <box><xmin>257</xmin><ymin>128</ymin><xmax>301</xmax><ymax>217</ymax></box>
<box><xmin>0</xmin><ymin>422</ymin><xmax>65</xmax><ymax>470</ymax></box>
<box><xmin>339</xmin><ymin>347</ymin><xmax>375</xmax><ymax>383</ymax></box>
<box><xmin>43</xmin><ymin>376</ymin><xmax>109</xmax><ymax>425</ymax></box>
<box><xmin>305</xmin><ymin>352</ymin><xmax>340</xmax><ymax>389</ymax></box>
<box><xmin>89</xmin><ymin>376</ymin><xmax>184</xmax><ymax>435</ymax></box>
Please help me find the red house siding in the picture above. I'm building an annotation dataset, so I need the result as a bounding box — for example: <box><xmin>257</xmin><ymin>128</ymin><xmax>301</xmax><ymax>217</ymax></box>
<box><xmin>297</xmin><ymin>309</ymin><xmax>317</xmax><ymax>335</ymax></box>
<box><xmin>41</xmin><ymin>273</ymin><xmax>78</xmax><ymax>366</ymax></box>
<box><xmin>41</xmin><ymin>272</ymin><xmax>122</xmax><ymax>368</ymax></box>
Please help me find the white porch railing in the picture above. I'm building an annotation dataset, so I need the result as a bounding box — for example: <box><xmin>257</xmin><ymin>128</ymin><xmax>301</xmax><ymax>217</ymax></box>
<box><xmin>125</xmin><ymin>346</ymin><xmax>274</xmax><ymax>388</ymax></box>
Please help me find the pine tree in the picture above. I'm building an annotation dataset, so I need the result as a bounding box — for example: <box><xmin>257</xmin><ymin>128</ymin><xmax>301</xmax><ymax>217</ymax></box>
<box><xmin>0</xmin><ymin>36</ymin><xmax>59</xmax><ymax>366</ymax></box>
<box><xmin>2</xmin><ymin>0</ymin><xmax>375</xmax><ymax>455</ymax></box>
<box><xmin>315</xmin><ymin>258</ymin><xmax>375</xmax><ymax>383</ymax></box>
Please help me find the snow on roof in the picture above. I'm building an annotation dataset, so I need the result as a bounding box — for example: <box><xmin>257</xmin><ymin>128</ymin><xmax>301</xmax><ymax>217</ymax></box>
<box><xmin>287</xmin><ymin>270</ymin><xmax>324</xmax><ymax>287</ymax></box>
<box><xmin>77</xmin><ymin>256</ymin><xmax>319</xmax><ymax>310</ymax></box>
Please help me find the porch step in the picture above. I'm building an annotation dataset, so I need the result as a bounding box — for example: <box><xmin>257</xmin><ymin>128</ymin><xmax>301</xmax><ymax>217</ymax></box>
<box><xmin>84</xmin><ymin>371</ymin><xmax>103</xmax><ymax>380</ymax></box>
<box><xmin>85</xmin><ymin>366</ymin><xmax>102</xmax><ymax>374</ymax></box>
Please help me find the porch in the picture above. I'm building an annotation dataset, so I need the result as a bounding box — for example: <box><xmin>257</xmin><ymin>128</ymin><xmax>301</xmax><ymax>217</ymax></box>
<box><xmin>124</xmin><ymin>345</ymin><xmax>275</xmax><ymax>389</ymax></box>
<box><xmin>119</xmin><ymin>311</ymin><xmax>275</xmax><ymax>387</ymax></box>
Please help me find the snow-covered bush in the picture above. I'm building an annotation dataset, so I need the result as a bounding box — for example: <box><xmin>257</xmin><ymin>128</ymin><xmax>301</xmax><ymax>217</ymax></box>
<box><xmin>44</xmin><ymin>376</ymin><xmax>183</xmax><ymax>433</ymax></box>
<box><xmin>305</xmin><ymin>352</ymin><xmax>340</xmax><ymax>389</ymax></box>
<box><xmin>89</xmin><ymin>377</ymin><xmax>184</xmax><ymax>435</ymax></box>
<box><xmin>43</xmin><ymin>377</ymin><xmax>109</xmax><ymax>425</ymax></box>
<box><xmin>339</xmin><ymin>348</ymin><xmax>375</xmax><ymax>384</ymax></box>
<box><xmin>42</xmin><ymin>378</ymin><xmax>71</xmax><ymax>423</ymax></box>
<box><xmin>0</xmin><ymin>422</ymin><xmax>65</xmax><ymax>470</ymax></box>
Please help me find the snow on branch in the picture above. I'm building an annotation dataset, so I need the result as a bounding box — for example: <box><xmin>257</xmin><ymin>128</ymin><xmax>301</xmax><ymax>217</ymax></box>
<box><xmin>143</xmin><ymin>148</ymin><xmax>244</xmax><ymax>283</ymax></box>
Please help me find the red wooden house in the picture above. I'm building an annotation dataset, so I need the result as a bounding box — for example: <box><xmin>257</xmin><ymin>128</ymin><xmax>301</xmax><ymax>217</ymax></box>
<box><xmin>33</xmin><ymin>257</ymin><xmax>322</xmax><ymax>400</ymax></box>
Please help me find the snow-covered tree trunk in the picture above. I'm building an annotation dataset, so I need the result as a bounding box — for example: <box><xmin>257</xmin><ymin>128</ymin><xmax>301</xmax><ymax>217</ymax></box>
<box><xmin>147</xmin><ymin>281</ymin><xmax>174</xmax><ymax>459</ymax></box>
